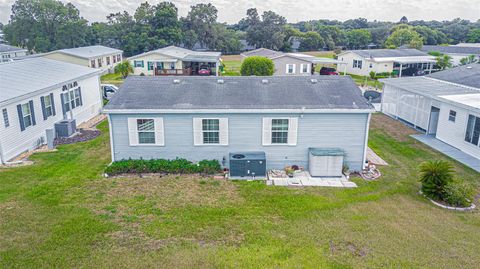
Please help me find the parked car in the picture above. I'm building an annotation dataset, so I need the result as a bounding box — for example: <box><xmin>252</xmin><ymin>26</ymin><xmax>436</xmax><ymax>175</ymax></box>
<box><xmin>402</xmin><ymin>67</ymin><xmax>425</xmax><ymax>77</ymax></box>
<box><xmin>101</xmin><ymin>84</ymin><xmax>118</xmax><ymax>100</ymax></box>
<box><xmin>198</xmin><ymin>65</ymin><xmax>211</xmax><ymax>76</ymax></box>
<box><xmin>320</xmin><ymin>67</ymin><xmax>338</xmax><ymax>75</ymax></box>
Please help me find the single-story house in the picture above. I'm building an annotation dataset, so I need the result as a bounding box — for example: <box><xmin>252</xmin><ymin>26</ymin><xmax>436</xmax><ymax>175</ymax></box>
<box><xmin>381</xmin><ymin>64</ymin><xmax>480</xmax><ymax>167</ymax></box>
<box><xmin>103</xmin><ymin>76</ymin><xmax>374</xmax><ymax>176</ymax></box>
<box><xmin>420</xmin><ymin>45</ymin><xmax>480</xmax><ymax>66</ymax></box>
<box><xmin>42</xmin><ymin>45</ymin><xmax>123</xmax><ymax>73</ymax></box>
<box><xmin>128</xmin><ymin>46</ymin><xmax>221</xmax><ymax>76</ymax></box>
<box><xmin>240</xmin><ymin>48</ymin><xmax>347</xmax><ymax>76</ymax></box>
<box><xmin>0</xmin><ymin>44</ymin><xmax>28</xmax><ymax>62</ymax></box>
<box><xmin>338</xmin><ymin>49</ymin><xmax>436</xmax><ymax>77</ymax></box>
<box><xmin>0</xmin><ymin>58</ymin><xmax>103</xmax><ymax>163</ymax></box>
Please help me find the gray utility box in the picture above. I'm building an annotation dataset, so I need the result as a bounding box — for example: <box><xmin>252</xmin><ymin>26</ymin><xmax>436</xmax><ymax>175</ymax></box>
<box><xmin>308</xmin><ymin>148</ymin><xmax>344</xmax><ymax>177</ymax></box>
<box><xmin>55</xmin><ymin>119</ymin><xmax>77</xmax><ymax>138</ymax></box>
<box><xmin>229</xmin><ymin>151</ymin><xmax>266</xmax><ymax>178</ymax></box>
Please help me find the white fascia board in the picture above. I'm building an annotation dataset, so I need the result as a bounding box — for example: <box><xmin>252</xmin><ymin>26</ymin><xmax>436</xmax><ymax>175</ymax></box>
<box><xmin>103</xmin><ymin>108</ymin><xmax>375</xmax><ymax>114</ymax></box>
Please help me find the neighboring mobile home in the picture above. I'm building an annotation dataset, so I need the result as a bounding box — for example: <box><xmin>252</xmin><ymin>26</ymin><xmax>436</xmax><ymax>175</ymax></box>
<box><xmin>128</xmin><ymin>46</ymin><xmax>221</xmax><ymax>76</ymax></box>
<box><xmin>420</xmin><ymin>45</ymin><xmax>480</xmax><ymax>66</ymax></box>
<box><xmin>0</xmin><ymin>58</ymin><xmax>103</xmax><ymax>163</ymax></box>
<box><xmin>0</xmin><ymin>44</ymin><xmax>27</xmax><ymax>62</ymax></box>
<box><xmin>42</xmin><ymin>45</ymin><xmax>123</xmax><ymax>73</ymax></box>
<box><xmin>381</xmin><ymin>64</ymin><xmax>480</xmax><ymax>166</ymax></box>
<box><xmin>338</xmin><ymin>49</ymin><xmax>436</xmax><ymax>77</ymax></box>
<box><xmin>103</xmin><ymin>76</ymin><xmax>374</xmax><ymax>175</ymax></box>
<box><xmin>241</xmin><ymin>48</ymin><xmax>346</xmax><ymax>76</ymax></box>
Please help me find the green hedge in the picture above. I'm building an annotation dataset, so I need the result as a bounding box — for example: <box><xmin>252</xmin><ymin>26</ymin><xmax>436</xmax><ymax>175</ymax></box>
<box><xmin>105</xmin><ymin>158</ymin><xmax>222</xmax><ymax>176</ymax></box>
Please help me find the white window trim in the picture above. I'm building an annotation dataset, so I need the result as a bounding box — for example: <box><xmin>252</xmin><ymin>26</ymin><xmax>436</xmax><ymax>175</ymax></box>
<box><xmin>128</xmin><ymin>117</ymin><xmax>165</xmax><ymax>146</ymax></box>
<box><xmin>262</xmin><ymin>117</ymin><xmax>298</xmax><ymax>146</ymax></box>
<box><xmin>193</xmin><ymin>118</ymin><xmax>228</xmax><ymax>146</ymax></box>
<box><xmin>44</xmin><ymin>94</ymin><xmax>53</xmax><ymax>118</ymax></box>
<box><xmin>286</xmin><ymin>64</ymin><xmax>296</xmax><ymax>74</ymax></box>
<box><xmin>299</xmin><ymin>63</ymin><xmax>310</xmax><ymax>74</ymax></box>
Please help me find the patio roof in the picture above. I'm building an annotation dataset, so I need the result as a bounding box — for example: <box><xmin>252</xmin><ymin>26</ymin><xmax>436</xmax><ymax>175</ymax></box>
<box><xmin>374</xmin><ymin>56</ymin><xmax>436</xmax><ymax>64</ymax></box>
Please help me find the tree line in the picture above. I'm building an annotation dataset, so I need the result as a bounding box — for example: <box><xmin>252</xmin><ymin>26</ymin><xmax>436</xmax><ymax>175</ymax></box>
<box><xmin>2</xmin><ymin>0</ymin><xmax>480</xmax><ymax>57</ymax></box>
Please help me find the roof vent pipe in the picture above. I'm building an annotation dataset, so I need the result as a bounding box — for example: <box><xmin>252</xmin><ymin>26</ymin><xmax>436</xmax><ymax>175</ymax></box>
<box><xmin>311</xmin><ymin>78</ymin><xmax>318</xmax><ymax>84</ymax></box>
<box><xmin>173</xmin><ymin>79</ymin><xmax>181</xmax><ymax>84</ymax></box>
<box><xmin>261</xmin><ymin>79</ymin><xmax>269</xmax><ymax>84</ymax></box>
<box><xmin>217</xmin><ymin>79</ymin><xmax>225</xmax><ymax>84</ymax></box>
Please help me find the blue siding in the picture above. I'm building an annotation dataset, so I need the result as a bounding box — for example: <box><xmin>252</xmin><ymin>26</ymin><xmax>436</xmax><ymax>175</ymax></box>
<box><xmin>109</xmin><ymin>113</ymin><xmax>369</xmax><ymax>171</ymax></box>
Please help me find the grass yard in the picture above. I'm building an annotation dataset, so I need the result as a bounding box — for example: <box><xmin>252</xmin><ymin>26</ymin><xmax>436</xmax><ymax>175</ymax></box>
<box><xmin>101</xmin><ymin>73</ymin><xmax>124</xmax><ymax>85</ymax></box>
<box><xmin>221</xmin><ymin>55</ymin><xmax>242</xmax><ymax>76</ymax></box>
<box><xmin>1</xmin><ymin>114</ymin><xmax>480</xmax><ymax>268</ymax></box>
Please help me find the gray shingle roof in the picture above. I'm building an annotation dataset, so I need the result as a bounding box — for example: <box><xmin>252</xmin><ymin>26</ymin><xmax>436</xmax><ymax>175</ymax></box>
<box><xmin>0</xmin><ymin>58</ymin><xmax>100</xmax><ymax>104</ymax></box>
<box><xmin>241</xmin><ymin>48</ymin><xmax>284</xmax><ymax>58</ymax></box>
<box><xmin>348</xmin><ymin>49</ymin><xmax>428</xmax><ymax>58</ymax></box>
<box><xmin>104</xmin><ymin>76</ymin><xmax>372</xmax><ymax>111</ymax></box>
<box><xmin>421</xmin><ymin>45</ymin><xmax>480</xmax><ymax>55</ymax></box>
<box><xmin>0</xmin><ymin>44</ymin><xmax>27</xmax><ymax>53</ymax></box>
<box><xmin>54</xmin><ymin>45</ymin><xmax>122</xmax><ymax>59</ymax></box>
<box><xmin>427</xmin><ymin>64</ymin><xmax>480</xmax><ymax>89</ymax></box>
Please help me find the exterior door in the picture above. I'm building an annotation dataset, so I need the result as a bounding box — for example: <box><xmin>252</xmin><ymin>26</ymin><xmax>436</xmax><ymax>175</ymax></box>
<box><xmin>428</xmin><ymin>106</ymin><xmax>440</xmax><ymax>135</ymax></box>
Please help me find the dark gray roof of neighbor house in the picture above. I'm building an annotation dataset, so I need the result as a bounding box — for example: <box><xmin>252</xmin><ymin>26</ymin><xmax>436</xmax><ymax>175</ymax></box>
<box><xmin>348</xmin><ymin>49</ymin><xmax>428</xmax><ymax>58</ymax></box>
<box><xmin>421</xmin><ymin>45</ymin><xmax>480</xmax><ymax>55</ymax></box>
<box><xmin>0</xmin><ymin>44</ymin><xmax>27</xmax><ymax>53</ymax></box>
<box><xmin>241</xmin><ymin>48</ymin><xmax>284</xmax><ymax>58</ymax></box>
<box><xmin>105</xmin><ymin>76</ymin><xmax>373</xmax><ymax>111</ymax></box>
<box><xmin>427</xmin><ymin>64</ymin><xmax>480</xmax><ymax>88</ymax></box>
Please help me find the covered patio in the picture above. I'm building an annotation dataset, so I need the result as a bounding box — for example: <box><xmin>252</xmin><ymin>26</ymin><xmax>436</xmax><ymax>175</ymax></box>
<box><xmin>391</xmin><ymin>57</ymin><xmax>437</xmax><ymax>77</ymax></box>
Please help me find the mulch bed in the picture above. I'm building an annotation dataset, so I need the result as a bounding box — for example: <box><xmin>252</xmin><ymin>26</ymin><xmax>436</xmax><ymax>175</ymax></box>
<box><xmin>54</xmin><ymin>129</ymin><xmax>101</xmax><ymax>146</ymax></box>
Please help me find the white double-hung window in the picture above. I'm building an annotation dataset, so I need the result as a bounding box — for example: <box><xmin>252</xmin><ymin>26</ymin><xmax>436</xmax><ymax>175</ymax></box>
<box><xmin>193</xmin><ymin>118</ymin><xmax>228</xmax><ymax>145</ymax></box>
<box><xmin>299</xmin><ymin>63</ymin><xmax>309</xmax><ymax>74</ymax></box>
<box><xmin>128</xmin><ymin>117</ymin><xmax>164</xmax><ymax>146</ymax></box>
<box><xmin>262</xmin><ymin>117</ymin><xmax>298</xmax><ymax>146</ymax></box>
<box><xmin>286</xmin><ymin>64</ymin><xmax>296</xmax><ymax>74</ymax></box>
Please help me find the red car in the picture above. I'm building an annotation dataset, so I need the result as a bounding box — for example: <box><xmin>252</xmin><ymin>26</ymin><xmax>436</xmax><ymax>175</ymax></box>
<box><xmin>198</xmin><ymin>65</ymin><xmax>211</xmax><ymax>76</ymax></box>
<box><xmin>320</xmin><ymin>67</ymin><xmax>339</xmax><ymax>75</ymax></box>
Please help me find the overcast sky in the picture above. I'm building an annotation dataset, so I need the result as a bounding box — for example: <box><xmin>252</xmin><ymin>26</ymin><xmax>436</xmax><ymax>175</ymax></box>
<box><xmin>0</xmin><ymin>0</ymin><xmax>479</xmax><ymax>24</ymax></box>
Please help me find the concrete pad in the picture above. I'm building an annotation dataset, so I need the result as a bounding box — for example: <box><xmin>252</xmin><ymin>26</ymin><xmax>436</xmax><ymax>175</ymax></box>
<box><xmin>412</xmin><ymin>134</ymin><xmax>480</xmax><ymax>172</ymax></box>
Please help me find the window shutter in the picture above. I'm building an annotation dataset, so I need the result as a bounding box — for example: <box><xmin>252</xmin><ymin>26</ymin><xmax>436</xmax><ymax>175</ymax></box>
<box><xmin>17</xmin><ymin>104</ymin><xmax>25</xmax><ymax>131</ymax></box>
<box><xmin>307</xmin><ymin>64</ymin><xmax>311</xmax><ymax>74</ymax></box>
<box><xmin>29</xmin><ymin>100</ymin><xmax>36</xmax><ymax>126</ymax></box>
<box><xmin>285</xmin><ymin>64</ymin><xmax>289</xmax><ymax>73</ymax></box>
<box><xmin>193</xmin><ymin>118</ymin><xmax>203</xmax><ymax>145</ymax></box>
<box><xmin>288</xmin><ymin>117</ymin><xmax>298</xmax><ymax>145</ymax></box>
<box><xmin>78</xmin><ymin>88</ymin><xmax>83</xmax><ymax>106</ymax></box>
<box><xmin>127</xmin><ymin>118</ymin><xmax>139</xmax><ymax>146</ymax></box>
<box><xmin>262</xmin><ymin>118</ymin><xmax>272</xmax><ymax>146</ymax></box>
<box><xmin>154</xmin><ymin>118</ymin><xmax>165</xmax><ymax>146</ymax></box>
<box><xmin>292</xmin><ymin>64</ymin><xmax>296</xmax><ymax>74</ymax></box>
<box><xmin>40</xmin><ymin>96</ymin><xmax>47</xmax><ymax>120</ymax></box>
<box><xmin>219</xmin><ymin>118</ymin><xmax>229</xmax><ymax>145</ymax></box>
<box><xmin>50</xmin><ymin>93</ymin><xmax>56</xmax><ymax>116</ymax></box>
<box><xmin>60</xmin><ymin>93</ymin><xmax>66</xmax><ymax>115</ymax></box>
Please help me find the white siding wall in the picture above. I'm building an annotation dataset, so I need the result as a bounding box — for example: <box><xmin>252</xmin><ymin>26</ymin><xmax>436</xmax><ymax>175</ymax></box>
<box><xmin>129</xmin><ymin>53</ymin><xmax>183</xmax><ymax>76</ymax></box>
<box><xmin>339</xmin><ymin>52</ymin><xmax>394</xmax><ymax>76</ymax></box>
<box><xmin>0</xmin><ymin>75</ymin><xmax>102</xmax><ymax>161</ymax></box>
<box><xmin>436</xmin><ymin>102</ymin><xmax>480</xmax><ymax>158</ymax></box>
<box><xmin>381</xmin><ymin>84</ymin><xmax>432</xmax><ymax>131</ymax></box>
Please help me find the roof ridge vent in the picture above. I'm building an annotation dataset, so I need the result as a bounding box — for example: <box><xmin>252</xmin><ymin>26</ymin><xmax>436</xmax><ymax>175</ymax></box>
<box><xmin>217</xmin><ymin>79</ymin><xmax>225</xmax><ymax>84</ymax></box>
<box><xmin>173</xmin><ymin>79</ymin><xmax>181</xmax><ymax>84</ymax></box>
<box><xmin>311</xmin><ymin>78</ymin><xmax>318</xmax><ymax>84</ymax></box>
<box><xmin>261</xmin><ymin>79</ymin><xmax>269</xmax><ymax>84</ymax></box>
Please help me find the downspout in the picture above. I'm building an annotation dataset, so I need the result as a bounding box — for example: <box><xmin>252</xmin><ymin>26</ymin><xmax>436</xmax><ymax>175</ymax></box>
<box><xmin>0</xmin><ymin>137</ymin><xmax>5</xmax><ymax>165</ymax></box>
<box><xmin>362</xmin><ymin>113</ymin><xmax>372</xmax><ymax>169</ymax></box>
<box><xmin>107</xmin><ymin>114</ymin><xmax>115</xmax><ymax>163</ymax></box>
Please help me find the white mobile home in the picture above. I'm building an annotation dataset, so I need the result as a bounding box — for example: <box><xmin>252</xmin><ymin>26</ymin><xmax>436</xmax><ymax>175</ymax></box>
<box><xmin>0</xmin><ymin>58</ymin><xmax>103</xmax><ymax>163</ymax></box>
<box><xmin>381</xmin><ymin>64</ymin><xmax>480</xmax><ymax>168</ymax></box>
<box><xmin>338</xmin><ymin>49</ymin><xmax>436</xmax><ymax>77</ymax></box>
<box><xmin>0</xmin><ymin>44</ymin><xmax>27</xmax><ymax>62</ymax></box>
<box><xmin>42</xmin><ymin>45</ymin><xmax>123</xmax><ymax>74</ymax></box>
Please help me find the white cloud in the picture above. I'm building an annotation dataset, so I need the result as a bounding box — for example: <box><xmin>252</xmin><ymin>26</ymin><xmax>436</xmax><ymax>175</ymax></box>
<box><xmin>0</xmin><ymin>0</ymin><xmax>479</xmax><ymax>24</ymax></box>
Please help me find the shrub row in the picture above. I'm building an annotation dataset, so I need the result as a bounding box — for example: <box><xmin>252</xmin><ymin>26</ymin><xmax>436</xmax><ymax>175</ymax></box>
<box><xmin>105</xmin><ymin>158</ymin><xmax>222</xmax><ymax>176</ymax></box>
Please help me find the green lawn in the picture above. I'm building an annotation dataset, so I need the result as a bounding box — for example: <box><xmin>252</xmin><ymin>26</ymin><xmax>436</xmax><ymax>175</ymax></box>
<box><xmin>1</xmin><ymin>114</ymin><xmax>479</xmax><ymax>268</ymax></box>
<box><xmin>101</xmin><ymin>73</ymin><xmax>124</xmax><ymax>85</ymax></box>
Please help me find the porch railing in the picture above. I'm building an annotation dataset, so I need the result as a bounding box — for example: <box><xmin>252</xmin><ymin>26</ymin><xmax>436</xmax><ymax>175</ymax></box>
<box><xmin>155</xmin><ymin>68</ymin><xmax>192</xmax><ymax>76</ymax></box>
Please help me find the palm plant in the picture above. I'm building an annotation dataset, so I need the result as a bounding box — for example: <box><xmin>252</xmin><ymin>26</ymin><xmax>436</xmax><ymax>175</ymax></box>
<box><xmin>114</xmin><ymin>60</ymin><xmax>133</xmax><ymax>78</ymax></box>
<box><xmin>419</xmin><ymin>160</ymin><xmax>454</xmax><ymax>200</ymax></box>
<box><xmin>435</xmin><ymin>55</ymin><xmax>453</xmax><ymax>70</ymax></box>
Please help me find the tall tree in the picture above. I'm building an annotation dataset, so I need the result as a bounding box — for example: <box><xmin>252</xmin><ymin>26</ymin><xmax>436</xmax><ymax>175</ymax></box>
<box><xmin>244</xmin><ymin>8</ymin><xmax>287</xmax><ymax>50</ymax></box>
<box><xmin>467</xmin><ymin>28</ymin><xmax>480</xmax><ymax>43</ymax></box>
<box><xmin>346</xmin><ymin>29</ymin><xmax>371</xmax><ymax>49</ymax></box>
<box><xmin>182</xmin><ymin>3</ymin><xmax>218</xmax><ymax>49</ymax></box>
<box><xmin>299</xmin><ymin>31</ymin><xmax>324</xmax><ymax>51</ymax></box>
<box><xmin>4</xmin><ymin>0</ymin><xmax>88</xmax><ymax>52</ymax></box>
<box><xmin>385</xmin><ymin>27</ymin><xmax>423</xmax><ymax>49</ymax></box>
